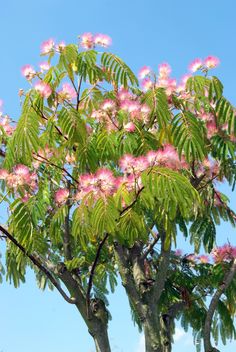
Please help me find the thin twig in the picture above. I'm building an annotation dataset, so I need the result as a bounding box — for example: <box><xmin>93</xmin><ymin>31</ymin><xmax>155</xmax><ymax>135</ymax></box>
<box><xmin>0</xmin><ymin>224</ymin><xmax>77</xmax><ymax>304</ymax></box>
<box><xmin>86</xmin><ymin>233</ymin><xmax>109</xmax><ymax>317</ymax></box>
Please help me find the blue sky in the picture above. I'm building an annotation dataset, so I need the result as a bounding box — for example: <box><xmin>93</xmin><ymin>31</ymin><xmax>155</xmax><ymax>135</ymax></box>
<box><xmin>0</xmin><ymin>0</ymin><xmax>236</xmax><ymax>351</ymax></box>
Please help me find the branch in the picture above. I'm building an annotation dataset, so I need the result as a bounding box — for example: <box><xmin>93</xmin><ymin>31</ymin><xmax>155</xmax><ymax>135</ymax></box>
<box><xmin>120</xmin><ymin>186</ymin><xmax>144</xmax><ymax>216</ymax></box>
<box><xmin>0</xmin><ymin>224</ymin><xmax>77</xmax><ymax>304</ymax></box>
<box><xmin>63</xmin><ymin>181</ymin><xmax>72</xmax><ymax>261</ymax></box>
<box><xmin>153</xmin><ymin>231</ymin><xmax>171</xmax><ymax>304</ymax></box>
<box><xmin>142</xmin><ymin>233</ymin><xmax>160</xmax><ymax>260</ymax></box>
<box><xmin>76</xmin><ymin>76</ymin><xmax>83</xmax><ymax>110</ymax></box>
<box><xmin>34</xmin><ymin>153</ymin><xmax>79</xmax><ymax>185</ymax></box>
<box><xmin>86</xmin><ymin>233</ymin><xmax>109</xmax><ymax>316</ymax></box>
<box><xmin>203</xmin><ymin>259</ymin><xmax>236</xmax><ymax>352</ymax></box>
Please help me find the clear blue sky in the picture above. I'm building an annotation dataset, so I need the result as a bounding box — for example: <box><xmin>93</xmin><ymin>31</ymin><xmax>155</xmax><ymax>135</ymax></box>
<box><xmin>0</xmin><ymin>1</ymin><xmax>236</xmax><ymax>351</ymax></box>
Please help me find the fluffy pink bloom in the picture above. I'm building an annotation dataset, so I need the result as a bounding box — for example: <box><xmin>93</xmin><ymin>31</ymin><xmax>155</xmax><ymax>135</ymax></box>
<box><xmin>59</xmin><ymin>83</ymin><xmax>77</xmax><ymax>100</ymax></box>
<box><xmin>34</xmin><ymin>81</ymin><xmax>52</xmax><ymax>98</ymax></box>
<box><xmin>141</xmin><ymin>78</ymin><xmax>153</xmax><ymax>91</ymax></box>
<box><xmin>119</xmin><ymin>154</ymin><xmax>136</xmax><ymax>173</ymax></box>
<box><xmin>198</xmin><ymin>255</ymin><xmax>209</xmax><ymax>263</ymax></box>
<box><xmin>21</xmin><ymin>65</ymin><xmax>36</xmax><ymax>80</ymax></box>
<box><xmin>138</xmin><ymin>66</ymin><xmax>151</xmax><ymax>79</ymax></box>
<box><xmin>175</xmin><ymin>249</ymin><xmax>182</xmax><ymax>256</ymax></box>
<box><xmin>212</xmin><ymin>244</ymin><xmax>236</xmax><ymax>263</ymax></box>
<box><xmin>14</xmin><ymin>164</ymin><xmax>30</xmax><ymax>178</ymax></box>
<box><xmin>117</xmin><ymin>88</ymin><xmax>132</xmax><ymax>101</ymax></box>
<box><xmin>158</xmin><ymin>63</ymin><xmax>171</xmax><ymax>78</ymax></box>
<box><xmin>95</xmin><ymin>168</ymin><xmax>116</xmax><ymax>194</ymax></box>
<box><xmin>41</xmin><ymin>39</ymin><xmax>55</xmax><ymax>54</ymax></box>
<box><xmin>94</xmin><ymin>34</ymin><xmax>112</xmax><ymax>47</ymax></box>
<box><xmin>181</xmin><ymin>74</ymin><xmax>192</xmax><ymax>86</ymax></box>
<box><xmin>124</xmin><ymin>122</ymin><xmax>135</xmax><ymax>132</ymax></box>
<box><xmin>0</xmin><ymin>100</ymin><xmax>3</xmax><ymax>111</ymax></box>
<box><xmin>0</xmin><ymin>169</ymin><xmax>9</xmax><ymax>180</ymax></box>
<box><xmin>56</xmin><ymin>41</ymin><xmax>66</xmax><ymax>52</ymax></box>
<box><xmin>189</xmin><ymin>58</ymin><xmax>203</xmax><ymax>72</ymax></box>
<box><xmin>146</xmin><ymin>150</ymin><xmax>158</xmax><ymax>165</ymax></box>
<box><xmin>39</xmin><ymin>62</ymin><xmax>50</xmax><ymax>72</ymax></box>
<box><xmin>55</xmin><ymin>188</ymin><xmax>69</xmax><ymax>204</ymax></box>
<box><xmin>80</xmin><ymin>32</ymin><xmax>94</xmax><ymax>49</ymax></box>
<box><xmin>204</xmin><ymin>56</ymin><xmax>220</xmax><ymax>69</ymax></box>
<box><xmin>101</xmin><ymin>99</ymin><xmax>116</xmax><ymax>111</ymax></box>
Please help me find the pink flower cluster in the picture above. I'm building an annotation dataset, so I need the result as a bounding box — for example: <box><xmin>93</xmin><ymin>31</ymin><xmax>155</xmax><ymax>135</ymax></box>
<box><xmin>58</xmin><ymin>83</ymin><xmax>77</xmax><ymax>101</ymax></box>
<box><xmin>55</xmin><ymin>188</ymin><xmax>69</xmax><ymax>204</ymax></box>
<box><xmin>92</xmin><ymin>88</ymin><xmax>150</xmax><ymax>131</ymax></box>
<box><xmin>0</xmin><ymin>165</ymin><xmax>37</xmax><ymax>194</ymax></box>
<box><xmin>34</xmin><ymin>81</ymin><xmax>52</xmax><ymax>99</ymax></box>
<box><xmin>76</xmin><ymin>168</ymin><xmax>117</xmax><ymax>201</ymax></box>
<box><xmin>120</xmin><ymin>144</ymin><xmax>187</xmax><ymax>174</ymax></box>
<box><xmin>0</xmin><ymin>113</ymin><xmax>15</xmax><ymax>136</ymax></box>
<box><xmin>212</xmin><ymin>244</ymin><xmax>236</xmax><ymax>263</ymax></box>
<box><xmin>80</xmin><ymin>33</ymin><xmax>112</xmax><ymax>49</ymax></box>
<box><xmin>40</xmin><ymin>39</ymin><xmax>65</xmax><ymax>55</ymax></box>
<box><xmin>189</xmin><ymin>56</ymin><xmax>220</xmax><ymax>72</ymax></box>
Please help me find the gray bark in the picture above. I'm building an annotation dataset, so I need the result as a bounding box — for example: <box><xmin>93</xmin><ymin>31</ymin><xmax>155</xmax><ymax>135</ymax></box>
<box><xmin>203</xmin><ymin>259</ymin><xmax>236</xmax><ymax>352</ymax></box>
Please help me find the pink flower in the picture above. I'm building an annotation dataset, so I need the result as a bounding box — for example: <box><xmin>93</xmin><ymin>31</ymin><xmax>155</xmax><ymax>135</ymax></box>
<box><xmin>59</xmin><ymin>83</ymin><xmax>77</xmax><ymax>100</ymax></box>
<box><xmin>94</xmin><ymin>34</ymin><xmax>112</xmax><ymax>47</ymax></box>
<box><xmin>141</xmin><ymin>78</ymin><xmax>153</xmax><ymax>91</ymax></box>
<box><xmin>180</xmin><ymin>74</ymin><xmax>192</xmax><ymax>86</ymax></box>
<box><xmin>212</xmin><ymin>244</ymin><xmax>236</xmax><ymax>263</ymax></box>
<box><xmin>80</xmin><ymin>32</ymin><xmax>94</xmax><ymax>49</ymax></box>
<box><xmin>101</xmin><ymin>99</ymin><xmax>116</xmax><ymax>111</ymax></box>
<box><xmin>41</xmin><ymin>39</ymin><xmax>55</xmax><ymax>54</ymax></box>
<box><xmin>21</xmin><ymin>65</ymin><xmax>36</xmax><ymax>80</ymax></box>
<box><xmin>138</xmin><ymin>66</ymin><xmax>151</xmax><ymax>79</ymax></box>
<box><xmin>119</xmin><ymin>154</ymin><xmax>136</xmax><ymax>173</ymax></box>
<box><xmin>117</xmin><ymin>88</ymin><xmax>132</xmax><ymax>101</ymax></box>
<box><xmin>146</xmin><ymin>150</ymin><xmax>158</xmax><ymax>165</ymax></box>
<box><xmin>34</xmin><ymin>81</ymin><xmax>52</xmax><ymax>98</ymax></box>
<box><xmin>56</xmin><ymin>41</ymin><xmax>66</xmax><ymax>52</ymax></box>
<box><xmin>39</xmin><ymin>62</ymin><xmax>50</xmax><ymax>72</ymax></box>
<box><xmin>204</xmin><ymin>56</ymin><xmax>220</xmax><ymax>69</ymax></box>
<box><xmin>14</xmin><ymin>164</ymin><xmax>30</xmax><ymax>178</ymax></box>
<box><xmin>158</xmin><ymin>63</ymin><xmax>171</xmax><ymax>78</ymax></box>
<box><xmin>175</xmin><ymin>249</ymin><xmax>182</xmax><ymax>256</ymax></box>
<box><xmin>55</xmin><ymin>188</ymin><xmax>69</xmax><ymax>204</ymax></box>
<box><xmin>0</xmin><ymin>169</ymin><xmax>9</xmax><ymax>180</ymax></box>
<box><xmin>0</xmin><ymin>100</ymin><xmax>3</xmax><ymax>111</ymax></box>
<box><xmin>95</xmin><ymin>168</ymin><xmax>116</xmax><ymax>194</ymax></box>
<box><xmin>189</xmin><ymin>58</ymin><xmax>203</xmax><ymax>72</ymax></box>
<box><xmin>124</xmin><ymin>122</ymin><xmax>136</xmax><ymax>132</ymax></box>
<box><xmin>198</xmin><ymin>255</ymin><xmax>209</xmax><ymax>263</ymax></box>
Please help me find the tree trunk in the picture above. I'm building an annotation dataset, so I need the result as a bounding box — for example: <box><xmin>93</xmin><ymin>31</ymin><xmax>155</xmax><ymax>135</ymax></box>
<box><xmin>91</xmin><ymin>324</ymin><xmax>111</xmax><ymax>352</ymax></box>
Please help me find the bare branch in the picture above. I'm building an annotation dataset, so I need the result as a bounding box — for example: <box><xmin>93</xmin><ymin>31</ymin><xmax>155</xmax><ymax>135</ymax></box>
<box><xmin>86</xmin><ymin>233</ymin><xmax>109</xmax><ymax>316</ymax></box>
<box><xmin>0</xmin><ymin>224</ymin><xmax>77</xmax><ymax>304</ymax></box>
<box><xmin>203</xmin><ymin>259</ymin><xmax>236</xmax><ymax>352</ymax></box>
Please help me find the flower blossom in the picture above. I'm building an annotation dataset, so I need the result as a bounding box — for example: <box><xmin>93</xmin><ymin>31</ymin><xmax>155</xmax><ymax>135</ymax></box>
<box><xmin>80</xmin><ymin>32</ymin><xmax>94</xmax><ymax>49</ymax></box>
<box><xmin>21</xmin><ymin>65</ymin><xmax>36</xmax><ymax>80</ymax></box>
<box><xmin>58</xmin><ymin>83</ymin><xmax>77</xmax><ymax>101</ymax></box>
<box><xmin>55</xmin><ymin>188</ymin><xmax>69</xmax><ymax>204</ymax></box>
<box><xmin>34</xmin><ymin>81</ymin><xmax>52</xmax><ymax>98</ymax></box>
<box><xmin>94</xmin><ymin>34</ymin><xmax>112</xmax><ymax>47</ymax></box>
<box><xmin>204</xmin><ymin>56</ymin><xmax>220</xmax><ymax>69</ymax></box>
<box><xmin>124</xmin><ymin>122</ymin><xmax>135</xmax><ymax>132</ymax></box>
<box><xmin>138</xmin><ymin>66</ymin><xmax>151</xmax><ymax>79</ymax></box>
<box><xmin>189</xmin><ymin>58</ymin><xmax>203</xmax><ymax>72</ymax></box>
<box><xmin>39</xmin><ymin>62</ymin><xmax>50</xmax><ymax>72</ymax></box>
<box><xmin>158</xmin><ymin>63</ymin><xmax>171</xmax><ymax>78</ymax></box>
<box><xmin>41</xmin><ymin>39</ymin><xmax>55</xmax><ymax>54</ymax></box>
<box><xmin>212</xmin><ymin>244</ymin><xmax>236</xmax><ymax>263</ymax></box>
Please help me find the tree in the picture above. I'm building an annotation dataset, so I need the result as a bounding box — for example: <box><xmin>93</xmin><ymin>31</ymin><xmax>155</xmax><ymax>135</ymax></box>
<box><xmin>0</xmin><ymin>33</ymin><xmax>235</xmax><ymax>352</ymax></box>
